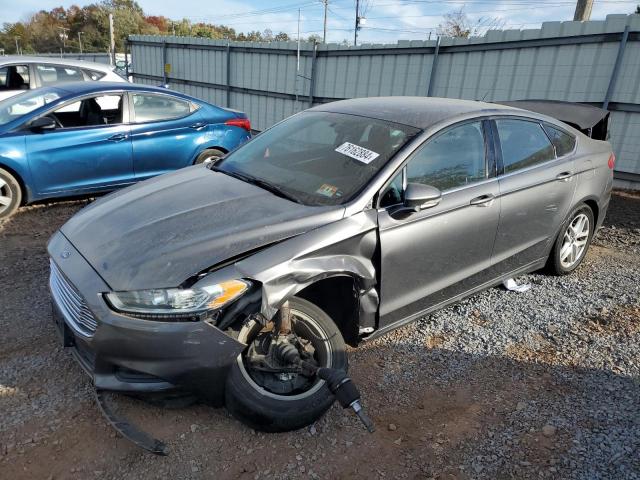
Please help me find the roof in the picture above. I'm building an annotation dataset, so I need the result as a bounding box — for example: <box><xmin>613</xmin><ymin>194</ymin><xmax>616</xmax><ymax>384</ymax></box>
<box><xmin>48</xmin><ymin>81</ymin><xmax>188</xmax><ymax>97</ymax></box>
<box><xmin>0</xmin><ymin>55</ymin><xmax>114</xmax><ymax>72</ymax></box>
<box><xmin>310</xmin><ymin>97</ymin><xmax>521</xmax><ymax>129</ymax></box>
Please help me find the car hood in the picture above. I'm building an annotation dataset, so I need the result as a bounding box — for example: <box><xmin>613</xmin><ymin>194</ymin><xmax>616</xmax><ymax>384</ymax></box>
<box><xmin>60</xmin><ymin>166</ymin><xmax>344</xmax><ymax>291</ymax></box>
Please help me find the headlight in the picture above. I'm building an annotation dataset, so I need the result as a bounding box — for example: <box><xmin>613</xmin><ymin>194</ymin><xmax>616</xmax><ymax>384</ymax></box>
<box><xmin>105</xmin><ymin>279</ymin><xmax>250</xmax><ymax>320</ymax></box>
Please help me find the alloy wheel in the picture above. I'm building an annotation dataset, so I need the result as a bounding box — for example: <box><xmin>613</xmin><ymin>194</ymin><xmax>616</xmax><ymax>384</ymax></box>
<box><xmin>560</xmin><ymin>213</ymin><xmax>590</xmax><ymax>268</ymax></box>
<box><xmin>0</xmin><ymin>176</ymin><xmax>13</xmax><ymax>215</ymax></box>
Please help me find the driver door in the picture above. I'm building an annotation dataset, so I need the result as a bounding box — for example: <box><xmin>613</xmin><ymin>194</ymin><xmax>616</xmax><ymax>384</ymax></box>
<box><xmin>26</xmin><ymin>93</ymin><xmax>133</xmax><ymax>195</ymax></box>
<box><xmin>377</xmin><ymin>120</ymin><xmax>501</xmax><ymax>327</ymax></box>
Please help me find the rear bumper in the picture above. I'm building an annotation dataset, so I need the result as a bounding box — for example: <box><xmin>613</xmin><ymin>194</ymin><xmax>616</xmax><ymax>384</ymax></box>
<box><xmin>48</xmin><ymin>231</ymin><xmax>246</xmax><ymax>404</ymax></box>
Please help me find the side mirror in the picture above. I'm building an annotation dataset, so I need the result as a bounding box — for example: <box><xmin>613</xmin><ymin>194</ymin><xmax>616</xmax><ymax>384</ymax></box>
<box><xmin>404</xmin><ymin>183</ymin><xmax>442</xmax><ymax>211</ymax></box>
<box><xmin>29</xmin><ymin>116</ymin><xmax>57</xmax><ymax>132</ymax></box>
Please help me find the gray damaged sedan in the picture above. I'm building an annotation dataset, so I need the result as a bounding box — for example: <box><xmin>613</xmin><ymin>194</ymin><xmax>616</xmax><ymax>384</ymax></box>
<box><xmin>49</xmin><ymin>97</ymin><xmax>614</xmax><ymax>436</ymax></box>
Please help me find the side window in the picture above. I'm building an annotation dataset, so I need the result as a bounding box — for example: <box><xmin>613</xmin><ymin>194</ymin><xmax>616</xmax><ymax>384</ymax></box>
<box><xmin>406</xmin><ymin>121</ymin><xmax>486</xmax><ymax>191</ymax></box>
<box><xmin>543</xmin><ymin>123</ymin><xmax>576</xmax><ymax>157</ymax></box>
<box><xmin>0</xmin><ymin>65</ymin><xmax>29</xmax><ymax>90</ymax></box>
<box><xmin>83</xmin><ymin>69</ymin><xmax>106</xmax><ymax>81</ymax></box>
<box><xmin>132</xmin><ymin>94</ymin><xmax>193</xmax><ymax>122</ymax></box>
<box><xmin>496</xmin><ymin>119</ymin><xmax>555</xmax><ymax>173</ymax></box>
<box><xmin>49</xmin><ymin>94</ymin><xmax>124</xmax><ymax>128</ymax></box>
<box><xmin>36</xmin><ymin>64</ymin><xmax>83</xmax><ymax>86</ymax></box>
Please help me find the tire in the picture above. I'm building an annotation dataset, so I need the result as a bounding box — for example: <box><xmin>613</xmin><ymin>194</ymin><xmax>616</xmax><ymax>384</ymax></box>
<box><xmin>225</xmin><ymin>297</ymin><xmax>348</xmax><ymax>432</ymax></box>
<box><xmin>0</xmin><ymin>168</ymin><xmax>22</xmax><ymax>221</ymax></box>
<box><xmin>194</xmin><ymin>148</ymin><xmax>225</xmax><ymax>165</ymax></box>
<box><xmin>546</xmin><ymin>203</ymin><xmax>594</xmax><ymax>276</ymax></box>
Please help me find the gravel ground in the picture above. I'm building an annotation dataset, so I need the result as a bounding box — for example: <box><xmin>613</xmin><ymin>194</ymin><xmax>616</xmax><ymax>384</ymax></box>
<box><xmin>0</xmin><ymin>192</ymin><xmax>638</xmax><ymax>480</ymax></box>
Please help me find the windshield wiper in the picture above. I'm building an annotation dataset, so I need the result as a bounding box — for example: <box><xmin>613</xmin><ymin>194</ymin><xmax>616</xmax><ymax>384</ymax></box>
<box><xmin>210</xmin><ymin>166</ymin><xmax>301</xmax><ymax>204</ymax></box>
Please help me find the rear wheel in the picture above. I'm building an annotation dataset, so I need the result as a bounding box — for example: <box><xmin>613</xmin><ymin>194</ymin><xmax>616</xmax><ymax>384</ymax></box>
<box><xmin>225</xmin><ymin>297</ymin><xmax>347</xmax><ymax>432</ymax></box>
<box><xmin>546</xmin><ymin>204</ymin><xmax>594</xmax><ymax>275</ymax></box>
<box><xmin>0</xmin><ymin>168</ymin><xmax>22</xmax><ymax>221</ymax></box>
<box><xmin>194</xmin><ymin>148</ymin><xmax>225</xmax><ymax>165</ymax></box>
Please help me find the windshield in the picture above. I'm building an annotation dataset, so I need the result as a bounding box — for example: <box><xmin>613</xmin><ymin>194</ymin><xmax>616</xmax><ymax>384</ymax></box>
<box><xmin>216</xmin><ymin>111</ymin><xmax>420</xmax><ymax>206</ymax></box>
<box><xmin>0</xmin><ymin>89</ymin><xmax>62</xmax><ymax>126</ymax></box>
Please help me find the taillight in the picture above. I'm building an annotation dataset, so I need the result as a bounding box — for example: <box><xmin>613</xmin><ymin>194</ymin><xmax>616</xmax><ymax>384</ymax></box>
<box><xmin>225</xmin><ymin>117</ymin><xmax>251</xmax><ymax>132</ymax></box>
<box><xmin>608</xmin><ymin>153</ymin><xmax>615</xmax><ymax>170</ymax></box>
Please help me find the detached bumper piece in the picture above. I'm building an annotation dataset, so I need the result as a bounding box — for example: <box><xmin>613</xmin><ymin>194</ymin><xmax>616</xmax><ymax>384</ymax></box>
<box><xmin>94</xmin><ymin>389</ymin><xmax>168</xmax><ymax>456</ymax></box>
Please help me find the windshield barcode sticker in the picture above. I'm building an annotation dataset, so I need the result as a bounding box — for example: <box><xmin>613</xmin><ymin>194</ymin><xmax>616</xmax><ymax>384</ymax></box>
<box><xmin>335</xmin><ymin>142</ymin><xmax>380</xmax><ymax>164</ymax></box>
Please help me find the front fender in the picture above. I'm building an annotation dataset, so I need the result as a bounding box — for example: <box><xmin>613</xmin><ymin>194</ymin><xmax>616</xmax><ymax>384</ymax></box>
<box><xmin>0</xmin><ymin>133</ymin><xmax>35</xmax><ymax>202</ymax></box>
<box><xmin>195</xmin><ymin>210</ymin><xmax>379</xmax><ymax>323</ymax></box>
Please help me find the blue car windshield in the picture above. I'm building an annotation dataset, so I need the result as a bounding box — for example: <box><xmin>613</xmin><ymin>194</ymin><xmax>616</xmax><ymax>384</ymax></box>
<box><xmin>216</xmin><ymin>111</ymin><xmax>420</xmax><ymax>206</ymax></box>
<box><xmin>0</xmin><ymin>89</ymin><xmax>62</xmax><ymax>126</ymax></box>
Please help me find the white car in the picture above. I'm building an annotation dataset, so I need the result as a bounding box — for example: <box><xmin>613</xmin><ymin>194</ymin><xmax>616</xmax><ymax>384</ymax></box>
<box><xmin>0</xmin><ymin>56</ymin><xmax>127</xmax><ymax>102</ymax></box>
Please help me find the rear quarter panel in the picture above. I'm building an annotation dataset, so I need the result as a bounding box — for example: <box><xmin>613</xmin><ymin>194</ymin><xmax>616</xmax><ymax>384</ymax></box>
<box><xmin>572</xmin><ymin>136</ymin><xmax>613</xmax><ymax>229</ymax></box>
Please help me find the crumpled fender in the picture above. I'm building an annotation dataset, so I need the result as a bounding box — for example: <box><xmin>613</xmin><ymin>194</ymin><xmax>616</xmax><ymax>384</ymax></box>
<box><xmin>196</xmin><ymin>209</ymin><xmax>379</xmax><ymax>324</ymax></box>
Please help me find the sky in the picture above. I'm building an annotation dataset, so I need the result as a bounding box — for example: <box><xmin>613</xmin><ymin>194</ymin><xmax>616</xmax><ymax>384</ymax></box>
<box><xmin>0</xmin><ymin>0</ymin><xmax>638</xmax><ymax>44</ymax></box>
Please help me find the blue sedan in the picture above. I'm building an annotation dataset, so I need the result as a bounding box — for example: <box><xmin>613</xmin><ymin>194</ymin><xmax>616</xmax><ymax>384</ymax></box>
<box><xmin>0</xmin><ymin>82</ymin><xmax>251</xmax><ymax>219</ymax></box>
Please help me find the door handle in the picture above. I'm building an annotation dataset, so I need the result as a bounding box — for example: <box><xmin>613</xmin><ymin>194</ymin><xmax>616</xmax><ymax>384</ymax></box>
<box><xmin>190</xmin><ymin>122</ymin><xmax>207</xmax><ymax>130</ymax></box>
<box><xmin>108</xmin><ymin>133</ymin><xmax>128</xmax><ymax>142</ymax></box>
<box><xmin>470</xmin><ymin>194</ymin><xmax>495</xmax><ymax>207</ymax></box>
<box><xmin>556</xmin><ymin>171</ymin><xmax>573</xmax><ymax>182</ymax></box>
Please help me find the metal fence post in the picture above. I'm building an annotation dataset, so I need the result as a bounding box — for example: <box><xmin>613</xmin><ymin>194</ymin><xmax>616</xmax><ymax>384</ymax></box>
<box><xmin>162</xmin><ymin>40</ymin><xmax>168</xmax><ymax>86</ymax></box>
<box><xmin>124</xmin><ymin>38</ymin><xmax>130</xmax><ymax>79</ymax></box>
<box><xmin>226</xmin><ymin>42</ymin><xmax>231</xmax><ymax>108</ymax></box>
<box><xmin>603</xmin><ymin>25</ymin><xmax>630</xmax><ymax>110</ymax></box>
<box><xmin>426</xmin><ymin>36</ymin><xmax>441</xmax><ymax>97</ymax></box>
<box><xmin>308</xmin><ymin>41</ymin><xmax>318</xmax><ymax>107</ymax></box>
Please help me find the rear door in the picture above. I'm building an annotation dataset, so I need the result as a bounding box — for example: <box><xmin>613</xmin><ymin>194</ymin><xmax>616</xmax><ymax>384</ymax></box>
<box><xmin>377</xmin><ymin>120</ymin><xmax>501</xmax><ymax>327</ymax></box>
<box><xmin>491</xmin><ymin>117</ymin><xmax>577</xmax><ymax>271</ymax></box>
<box><xmin>26</xmin><ymin>92</ymin><xmax>133</xmax><ymax>195</ymax></box>
<box><xmin>129</xmin><ymin>92</ymin><xmax>205</xmax><ymax>180</ymax></box>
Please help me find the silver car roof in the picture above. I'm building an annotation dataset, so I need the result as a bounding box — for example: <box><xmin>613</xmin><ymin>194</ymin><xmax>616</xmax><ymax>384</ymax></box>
<box><xmin>0</xmin><ymin>56</ymin><xmax>115</xmax><ymax>73</ymax></box>
<box><xmin>310</xmin><ymin>96</ymin><xmax>523</xmax><ymax>130</ymax></box>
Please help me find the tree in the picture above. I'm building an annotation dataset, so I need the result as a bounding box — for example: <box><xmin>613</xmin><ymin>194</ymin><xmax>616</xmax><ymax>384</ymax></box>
<box><xmin>0</xmin><ymin>1</ymin><xmax>292</xmax><ymax>54</ymax></box>
<box><xmin>636</xmin><ymin>4</ymin><xmax>640</xmax><ymax>13</ymax></box>
<box><xmin>437</xmin><ymin>8</ymin><xmax>504</xmax><ymax>38</ymax></box>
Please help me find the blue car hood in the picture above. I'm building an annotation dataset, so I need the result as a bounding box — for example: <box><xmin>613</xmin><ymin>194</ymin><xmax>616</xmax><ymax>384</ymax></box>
<box><xmin>60</xmin><ymin>165</ymin><xmax>344</xmax><ymax>291</ymax></box>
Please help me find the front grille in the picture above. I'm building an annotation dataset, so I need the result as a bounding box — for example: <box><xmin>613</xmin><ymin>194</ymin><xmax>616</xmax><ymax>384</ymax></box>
<box><xmin>50</xmin><ymin>260</ymin><xmax>98</xmax><ymax>337</ymax></box>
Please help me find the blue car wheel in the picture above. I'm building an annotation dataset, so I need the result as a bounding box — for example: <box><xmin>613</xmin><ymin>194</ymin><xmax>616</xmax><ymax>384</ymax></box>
<box><xmin>194</xmin><ymin>148</ymin><xmax>226</xmax><ymax>165</ymax></box>
<box><xmin>0</xmin><ymin>168</ymin><xmax>22</xmax><ymax>220</ymax></box>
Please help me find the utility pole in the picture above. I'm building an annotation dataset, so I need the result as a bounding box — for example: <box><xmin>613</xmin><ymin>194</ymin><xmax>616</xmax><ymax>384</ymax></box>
<box><xmin>354</xmin><ymin>0</ymin><xmax>359</xmax><ymax>46</ymax></box>
<box><xmin>14</xmin><ymin>36</ymin><xmax>20</xmax><ymax>55</ymax></box>
<box><xmin>573</xmin><ymin>0</ymin><xmax>593</xmax><ymax>21</ymax></box>
<box><xmin>58</xmin><ymin>27</ymin><xmax>69</xmax><ymax>53</ymax></box>
<box><xmin>78</xmin><ymin>31</ymin><xmax>84</xmax><ymax>54</ymax></box>
<box><xmin>322</xmin><ymin>0</ymin><xmax>328</xmax><ymax>43</ymax></box>
<box><xmin>297</xmin><ymin>8</ymin><xmax>301</xmax><ymax>72</ymax></box>
<box><xmin>109</xmin><ymin>13</ymin><xmax>116</xmax><ymax>66</ymax></box>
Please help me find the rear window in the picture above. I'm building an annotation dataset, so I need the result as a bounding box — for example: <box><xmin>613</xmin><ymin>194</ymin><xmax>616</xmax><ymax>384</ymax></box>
<box><xmin>83</xmin><ymin>69</ymin><xmax>106</xmax><ymax>81</ymax></box>
<box><xmin>496</xmin><ymin>119</ymin><xmax>555</xmax><ymax>174</ymax></box>
<box><xmin>543</xmin><ymin>123</ymin><xmax>576</xmax><ymax>157</ymax></box>
<box><xmin>36</xmin><ymin>64</ymin><xmax>84</xmax><ymax>86</ymax></box>
<box><xmin>131</xmin><ymin>93</ymin><xmax>193</xmax><ymax>122</ymax></box>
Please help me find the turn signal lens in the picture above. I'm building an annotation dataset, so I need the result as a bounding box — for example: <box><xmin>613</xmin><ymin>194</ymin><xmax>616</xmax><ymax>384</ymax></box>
<box><xmin>607</xmin><ymin>153</ymin><xmax>615</xmax><ymax>170</ymax></box>
<box><xmin>204</xmin><ymin>280</ymin><xmax>250</xmax><ymax>309</ymax></box>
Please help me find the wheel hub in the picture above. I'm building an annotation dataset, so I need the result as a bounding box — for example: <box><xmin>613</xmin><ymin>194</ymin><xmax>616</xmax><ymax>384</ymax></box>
<box><xmin>560</xmin><ymin>213</ymin><xmax>590</xmax><ymax>269</ymax></box>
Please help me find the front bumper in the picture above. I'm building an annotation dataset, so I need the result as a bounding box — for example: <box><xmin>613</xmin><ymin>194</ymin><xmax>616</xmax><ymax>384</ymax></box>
<box><xmin>48</xmin><ymin>231</ymin><xmax>246</xmax><ymax>404</ymax></box>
